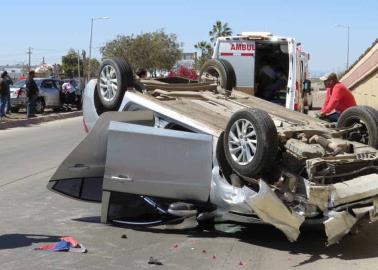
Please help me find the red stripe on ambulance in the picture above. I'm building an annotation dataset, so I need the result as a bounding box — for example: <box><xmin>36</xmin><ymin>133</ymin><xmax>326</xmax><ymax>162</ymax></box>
<box><xmin>220</xmin><ymin>52</ymin><xmax>254</xmax><ymax>57</ymax></box>
<box><xmin>220</xmin><ymin>53</ymin><xmax>233</xmax><ymax>56</ymax></box>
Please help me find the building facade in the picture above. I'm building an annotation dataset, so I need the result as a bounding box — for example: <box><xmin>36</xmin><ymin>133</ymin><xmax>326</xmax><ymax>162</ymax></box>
<box><xmin>340</xmin><ymin>39</ymin><xmax>378</xmax><ymax>109</ymax></box>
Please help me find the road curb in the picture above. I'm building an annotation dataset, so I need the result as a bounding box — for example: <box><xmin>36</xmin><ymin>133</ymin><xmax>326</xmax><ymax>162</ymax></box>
<box><xmin>0</xmin><ymin>111</ymin><xmax>83</xmax><ymax>130</ymax></box>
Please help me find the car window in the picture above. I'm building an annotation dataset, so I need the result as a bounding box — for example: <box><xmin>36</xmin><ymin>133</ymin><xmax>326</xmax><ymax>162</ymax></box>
<box><xmin>13</xmin><ymin>80</ymin><xmax>26</xmax><ymax>88</ymax></box>
<box><xmin>41</xmin><ymin>80</ymin><xmax>56</xmax><ymax>89</ymax></box>
<box><xmin>123</xmin><ymin>102</ymin><xmax>151</xmax><ymax>112</ymax></box>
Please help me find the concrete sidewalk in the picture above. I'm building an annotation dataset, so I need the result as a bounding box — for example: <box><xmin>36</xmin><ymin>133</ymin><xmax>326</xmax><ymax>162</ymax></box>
<box><xmin>0</xmin><ymin>111</ymin><xmax>83</xmax><ymax>130</ymax></box>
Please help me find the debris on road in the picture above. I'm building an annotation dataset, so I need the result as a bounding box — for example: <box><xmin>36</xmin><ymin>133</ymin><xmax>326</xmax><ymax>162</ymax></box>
<box><xmin>148</xmin><ymin>257</ymin><xmax>163</xmax><ymax>265</ymax></box>
<box><xmin>121</xmin><ymin>234</ymin><xmax>128</xmax><ymax>239</ymax></box>
<box><xmin>34</xmin><ymin>236</ymin><xmax>87</xmax><ymax>253</ymax></box>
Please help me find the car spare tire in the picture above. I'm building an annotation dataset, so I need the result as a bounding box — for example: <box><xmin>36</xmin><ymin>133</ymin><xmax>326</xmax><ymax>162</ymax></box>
<box><xmin>199</xmin><ymin>59</ymin><xmax>236</xmax><ymax>91</ymax></box>
<box><xmin>223</xmin><ymin>108</ymin><xmax>278</xmax><ymax>179</ymax></box>
<box><xmin>97</xmin><ymin>58</ymin><xmax>134</xmax><ymax>110</ymax></box>
<box><xmin>337</xmin><ymin>105</ymin><xmax>378</xmax><ymax>148</ymax></box>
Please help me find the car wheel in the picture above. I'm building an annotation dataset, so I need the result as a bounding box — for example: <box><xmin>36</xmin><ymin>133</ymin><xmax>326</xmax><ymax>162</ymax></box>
<box><xmin>97</xmin><ymin>58</ymin><xmax>134</xmax><ymax>110</ymax></box>
<box><xmin>223</xmin><ymin>108</ymin><xmax>278</xmax><ymax>180</ymax></box>
<box><xmin>216</xmin><ymin>132</ymin><xmax>234</xmax><ymax>183</ymax></box>
<box><xmin>10</xmin><ymin>107</ymin><xmax>20</xmax><ymax>113</ymax></box>
<box><xmin>35</xmin><ymin>99</ymin><xmax>45</xmax><ymax>114</ymax></box>
<box><xmin>337</xmin><ymin>105</ymin><xmax>378</xmax><ymax>148</ymax></box>
<box><xmin>199</xmin><ymin>59</ymin><xmax>236</xmax><ymax>91</ymax></box>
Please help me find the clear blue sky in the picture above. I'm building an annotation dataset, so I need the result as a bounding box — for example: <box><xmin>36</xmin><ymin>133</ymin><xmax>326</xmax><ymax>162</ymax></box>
<box><xmin>0</xmin><ymin>0</ymin><xmax>377</xmax><ymax>74</ymax></box>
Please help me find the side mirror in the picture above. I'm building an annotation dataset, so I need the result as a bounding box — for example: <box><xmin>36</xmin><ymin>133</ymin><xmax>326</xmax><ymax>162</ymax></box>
<box><xmin>303</xmin><ymin>80</ymin><xmax>311</xmax><ymax>93</ymax></box>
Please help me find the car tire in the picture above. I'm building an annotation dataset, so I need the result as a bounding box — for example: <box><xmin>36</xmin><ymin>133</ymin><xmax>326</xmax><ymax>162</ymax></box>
<box><xmin>35</xmin><ymin>98</ymin><xmax>45</xmax><ymax>114</ymax></box>
<box><xmin>10</xmin><ymin>107</ymin><xmax>20</xmax><ymax>113</ymax></box>
<box><xmin>216</xmin><ymin>132</ymin><xmax>234</xmax><ymax>183</ymax></box>
<box><xmin>199</xmin><ymin>59</ymin><xmax>236</xmax><ymax>91</ymax></box>
<box><xmin>223</xmin><ymin>108</ymin><xmax>278</xmax><ymax>179</ymax></box>
<box><xmin>337</xmin><ymin>105</ymin><xmax>378</xmax><ymax>148</ymax></box>
<box><xmin>97</xmin><ymin>58</ymin><xmax>134</xmax><ymax>110</ymax></box>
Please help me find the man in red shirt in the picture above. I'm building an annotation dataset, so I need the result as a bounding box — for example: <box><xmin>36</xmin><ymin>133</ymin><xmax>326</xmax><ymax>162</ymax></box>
<box><xmin>320</xmin><ymin>72</ymin><xmax>356</xmax><ymax>122</ymax></box>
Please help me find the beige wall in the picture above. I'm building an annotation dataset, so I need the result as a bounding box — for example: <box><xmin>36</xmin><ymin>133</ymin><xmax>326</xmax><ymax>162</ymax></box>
<box><xmin>352</xmin><ymin>69</ymin><xmax>378</xmax><ymax>109</ymax></box>
<box><xmin>341</xmin><ymin>40</ymin><xmax>378</xmax><ymax>110</ymax></box>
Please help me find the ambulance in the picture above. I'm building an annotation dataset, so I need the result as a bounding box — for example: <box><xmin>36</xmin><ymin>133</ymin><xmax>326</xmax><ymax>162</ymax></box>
<box><xmin>200</xmin><ymin>32</ymin><xmax>312</xmax><ymax>112</ymax></box>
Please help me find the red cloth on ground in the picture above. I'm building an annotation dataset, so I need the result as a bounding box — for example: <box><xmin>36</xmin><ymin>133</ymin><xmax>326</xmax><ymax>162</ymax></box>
<box><xmin>60</xmin><ymin>236</ymin><xmax>78</xmax><ymax>247</ymax></box>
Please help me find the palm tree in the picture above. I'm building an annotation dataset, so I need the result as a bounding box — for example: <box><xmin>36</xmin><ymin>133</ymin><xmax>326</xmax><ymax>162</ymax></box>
<box><xmin>209</xmin><ymin>21</ymin><xmax>233</xmax><ymax>44</ymax></box>
<box><xmin>194</xmin><ymin>41</ymin><xmax>214</xmax><ymax>69</ymax></box>
<box><xmin>194</xmin><ymin>41</ymin><xmax>213</xmax><ymax>57</ymax></box>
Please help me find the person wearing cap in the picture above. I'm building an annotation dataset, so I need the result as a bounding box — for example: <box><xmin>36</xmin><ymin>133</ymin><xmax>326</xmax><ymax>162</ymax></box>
<box><xmin>319</xmin><ymin>72</ymin><xmax>356</xmax><ymax>122</ymax></box>
<box><xmin>26</xmin><ymin>70</ymin><xmax>39</xmax><ymax>118</ymax></box>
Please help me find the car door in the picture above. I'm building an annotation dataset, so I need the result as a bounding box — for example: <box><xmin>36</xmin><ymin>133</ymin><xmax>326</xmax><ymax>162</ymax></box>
<box><xmin>285</xmin><ymin>38</ymin><xmax>297</xmax><ymax>110</ymax></box>
<box><xmin>103</xmin><ymin>121</ymin><xmax>213</xmax><ymax>202</ymax></box>
<box><xmin>40</xmin><ymin>79</ymin><xmax>59</xmax><ymax>106</ymax></box>
<box><xmin>47</xmin><ymin>111</ymin><xmax>155</xmax><ymax>202</ymax></box>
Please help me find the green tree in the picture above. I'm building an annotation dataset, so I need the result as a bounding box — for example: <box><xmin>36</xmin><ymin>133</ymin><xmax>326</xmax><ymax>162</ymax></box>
<box><xmin>61</xmin><ymin>49</ymin><xmax>83</xmax><ymax>78</ymax></box>
<box><xmin>194</xmin><ymin>41</ymin><xmax>213</xmax><ymax>69</ymax></box>
<box><xmin>101</xmin><ymin>29</ymin><xmax>182</xmax><ymax>76</ymax></box>
<box><xmin>82</xmin><ymin>57</ymin><xmax>100</xmax><ymax>79</ymax></box>
<box><xmin>209</xmin><ymin>21</ymin><xmax>233</xmax><ymax>44</ymax></box>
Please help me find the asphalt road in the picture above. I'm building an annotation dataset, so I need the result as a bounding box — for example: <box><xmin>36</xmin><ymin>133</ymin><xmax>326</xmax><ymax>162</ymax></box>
<box><xmin>1</xmin><ymin>117</ymin><xmax>378</xmax><ymax>270</ymax></box>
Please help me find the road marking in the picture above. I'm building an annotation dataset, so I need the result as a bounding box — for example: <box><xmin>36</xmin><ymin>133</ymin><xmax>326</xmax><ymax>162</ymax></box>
<box><xmin>0</xmin><ymin>166</ymin><xmax>57</xmax><ymax>189</ymax></box>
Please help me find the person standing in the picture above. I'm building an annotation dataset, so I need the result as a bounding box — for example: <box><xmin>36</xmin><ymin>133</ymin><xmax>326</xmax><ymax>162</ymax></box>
<box><xmin>0</xmin><ymin>72</ymin><xmax>10</xmax><ymax>120</ymax></box>
<box><xmin>26</xmin><ymin>70</ymin><xmax>39</xmax><ymax>118</ymax></box>
<box><xmin>1</xmin><ymin>71</ymin><xmax>13</xmax><ymax>114</ymax></box>
<box><xmin>319</xmin><ymin>72</ymin><xmax>356</xmax><ymax>122</ymax></box>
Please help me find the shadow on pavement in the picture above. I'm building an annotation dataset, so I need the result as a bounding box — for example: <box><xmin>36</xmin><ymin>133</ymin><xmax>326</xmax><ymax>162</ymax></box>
<box><xmin>0</xmin><ymin>234</ymin><xmax>60</xmax><ymax>250</ymax></box>
<box><xmin>73</xmin><ymin>216</ymin><xmax>378</xmax><ymax>266</ymax></box>
<box><xmin>72</xmin><ymin>216</ymin><xmax>102</xmax><ymax>224</ymax></box>
<box><xmin>0</xmin><ymin>111</ymin><xmax>82</xmax><ymax>130</ymax></box>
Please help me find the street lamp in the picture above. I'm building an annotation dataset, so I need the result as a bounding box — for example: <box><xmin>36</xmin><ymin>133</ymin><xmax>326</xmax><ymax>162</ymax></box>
<box><xmin>335</xmin><ymin>24</ymin><xmax>350</xmax><ymax>70</ymax></box>
<box><xmin>88</xmin><ymin>16</ymin><xmax>109</xmax><ymax>81</ymax></box>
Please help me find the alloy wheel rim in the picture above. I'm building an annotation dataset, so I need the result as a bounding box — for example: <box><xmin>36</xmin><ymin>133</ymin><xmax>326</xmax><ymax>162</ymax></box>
<box><xmin>99</xmin><ymin>65</ymin><xmax>118</xmax><ymax>102</ymax></box>
<box><xmin>228</xmin><ymin>119</ymin><xmax>257</xmax><ymax>165</ymax></box>
<box><xmin>35</xmin><ymin>101</ymin><xmax>43</xmax><ymax>112</ymax></box>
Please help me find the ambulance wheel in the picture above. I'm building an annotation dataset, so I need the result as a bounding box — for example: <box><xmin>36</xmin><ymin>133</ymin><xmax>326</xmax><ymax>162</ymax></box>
<box><xmin>337</xmin><ymin>106</ymin><xmax>378</xmax><ymax>148</ymax></box>
<box><xmin>199</xmin><ymin>59</ymin><xmax>236</xmax><ymax>91</ymax></box>
<box><xmin>97</xmin><ymin>58</ymin><xmax>134</xmax><ymax>110</ymax></box>
<box><xmin>223</xmin><ymin>108</ymin><xmax>278</xmax><ymax>181</ymax></box>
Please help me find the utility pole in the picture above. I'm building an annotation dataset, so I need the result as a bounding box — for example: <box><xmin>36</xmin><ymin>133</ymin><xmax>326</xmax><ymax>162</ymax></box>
<box><xmin>27</xmin><ymin>47</ymin><xmax>32</xmax><ymax>71</ymax></box>
<box><xmin>346</xmin><ymin>26</ymin><xmax>350</xmax><ymax>69</ymax></box>
<box><xmin>88</xmin><ymin>17</ymin><xmax>109</xmax><ymax>81</ymax></box>
<box><xmin>77</xmin><ymin>49</ymin><xmax>81</xmax><ymax>89</ymax></box>
<box><xmin>335</xmin><ymin>24</ymin><xmax>350</xmax><ymax>70</ymax></box>
<box><xmin>88</xmin><ymin>18</ymin><xmax>93</xmax><ymax>82</ymax></box>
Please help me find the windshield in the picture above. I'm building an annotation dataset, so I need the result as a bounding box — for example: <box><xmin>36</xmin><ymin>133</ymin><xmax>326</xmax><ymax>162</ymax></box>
<box><xmin>13</xmin><ymin>80</ymin><xmax>26</xmax><ymax>88</ymax></box>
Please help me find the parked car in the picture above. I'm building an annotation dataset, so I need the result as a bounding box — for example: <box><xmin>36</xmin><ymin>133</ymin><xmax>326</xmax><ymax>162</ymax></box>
<box><xmin>10</xmin><ymin>78</ymin><xmax>82</xmax><ymax>113</ymax></box>
<box><xmin>48</xmin><ymin>58</ymin><xmax>378</xmax><ymax>245</ymax></box>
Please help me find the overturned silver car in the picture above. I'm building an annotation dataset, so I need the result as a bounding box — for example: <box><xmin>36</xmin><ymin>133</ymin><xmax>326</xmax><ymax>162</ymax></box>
<box><xmin>48</xmin><ymin>58</ymin><xmax>378</xmax><ymax>245</ymax></box>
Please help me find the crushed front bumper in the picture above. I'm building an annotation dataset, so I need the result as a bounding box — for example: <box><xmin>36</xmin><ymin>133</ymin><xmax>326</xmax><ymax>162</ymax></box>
<box><xmin>211</xmin><ymin>169</ymin><xmax>378</xmax><ymax>245</ymax></box>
